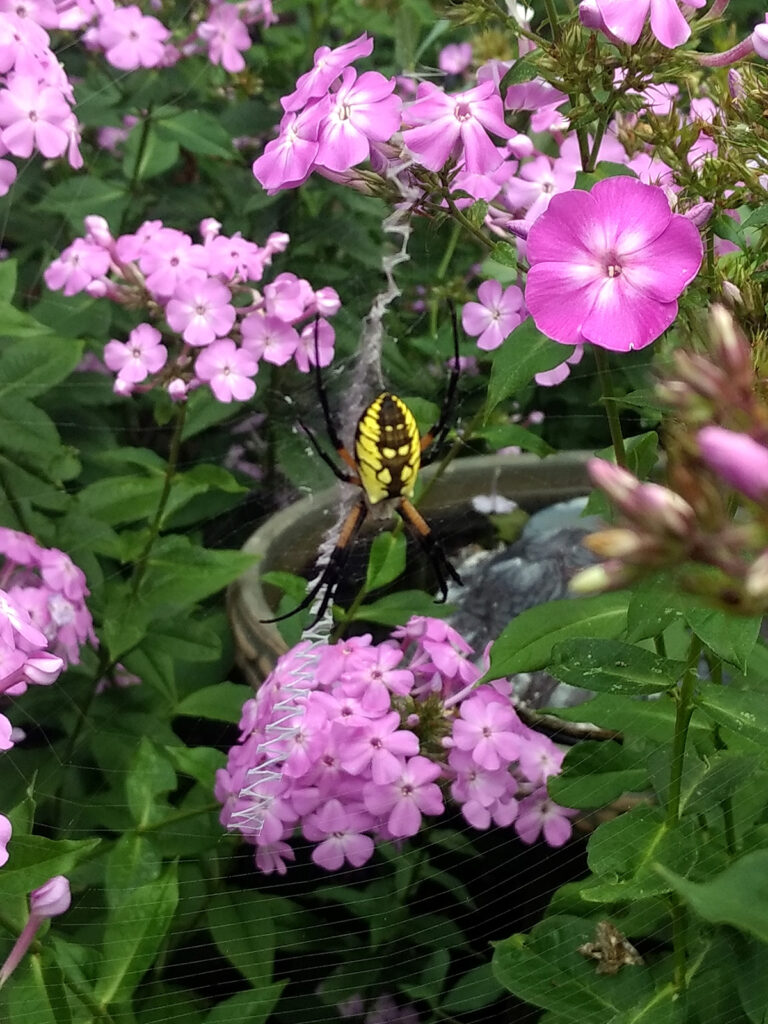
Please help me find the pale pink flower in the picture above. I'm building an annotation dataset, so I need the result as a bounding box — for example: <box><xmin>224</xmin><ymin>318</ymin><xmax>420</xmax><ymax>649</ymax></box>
<box><xmin>197</xmin><ymin>3</ymin><xmax>251</xmax><ymax>73</ymax></box>
<box><xmin>194</xmin><ymin>340</ymin><xmax>257</xmax><ymax>403</ymax></box>
<box><xmin>303</xmin><ymin>799</ymin><xmax>375</xmax><ymax>870</ymax></box>
<box><xmin>166</xmin><ymin>278</ymin><xmax>236</xmax><ymax>347</ymax></box>
<box><xmin>294</xmin><ymin>318</ymin><xmax>335</xmax><ymax>372</ymax></box>
<box><xmin>241</xmin><ymin>314</ymin><xmax>299</xmax><ymax>366</ymax></box>
<box><xmin>342</xmin><ymin>712</ymin><xmax>420</xmax><ymax>784</ymax></box>
<box><xmin>44</xmin><ymin>238</ymin><xmax>111</xmax><ymax>296</ymax></box>
<box><xmin>452</xmin><ymin>695</ymin><xmax>521</xmax><ymax>770</ymax></box>
<box><xmin>515</xmin><ymin>789</ymin><xmax>576</xmax><ymax>846</ymax></box>
<box><xmin>96</xmin><ymin>5</ymin><xmax>170</xmax><ymax>70</ymax></box>
<box><xmin>104</xmin><ymin>324</ymin><xmax>167</xmax><ymax>383</ymax></box>
<box><xmin>364</xmin><ymin>756</ymin><xmax>444</xmax><ymax>838</ymax></box>
<box><xmin>316</xmin><ymin>69</ymin><xmax>402</xmax><ymax>173</ymax></box>
<box><xmin>525</xmin><ymin>177</ymin><xmax>703</xmax><ymax>352</ymax></box>
<box><xmin>0</xmin><ymin>75</ymin><xmax>71</xmax><ymax>157</ymax></box>
<box><xmin>594</xmin><ymin>0</ymin><xmax>706</xmax><ymax>49</ymax></box>
<box><xmin>462</xmin><ymin>281</ymin><xmax>524</xmax><ymax>352</ymax></box>
<box><xmin>753</xmin><ymin>16</ymin><xmax>768</xmax><ymax>59</ymax></box>
<box><xmin>439</xmin><ymin>42</ymin><xmax>472</xmax><ymax>75</ymax></box>
<box><xmin>282</xmin><ymin>33</ymin><xmax>373</xmax><ymax>113</ymax></box>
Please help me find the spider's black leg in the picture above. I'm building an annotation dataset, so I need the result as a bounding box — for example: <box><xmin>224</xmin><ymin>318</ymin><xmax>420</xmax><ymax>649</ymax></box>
<box><xmin>298</xmin><ymin>418</ymin><xmax>358</xmax><ymax>485</ymax></box>
<box><xmin>397</xmin><ymin>497</ymin><xmax>463</xmax><ymax>603</ymax></box>
<box><xmin>261</xmin><ymin>499</ymin><xmax>367</xmax><ymax>624</ymax></box>
<box><xmin>420</xmin><ymin>299</ymin><xmax>462</xmax><ymax>463</ymax></box>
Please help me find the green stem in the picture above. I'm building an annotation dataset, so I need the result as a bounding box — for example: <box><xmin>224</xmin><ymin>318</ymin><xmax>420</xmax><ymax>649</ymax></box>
<box><xmin>593</xmin><ymin>348</ymin><xmax>627</xmax><ymax>468</ymax></box>
<box><xmin>722</xmin><ymin>797</ymin><xmax>737</xmax><ymax>857</ymax></box>
<box><xmin>129</xmin><ymin>102</ymin><xmax>154</xmax><ymax>194</ymax></box>
<box><xmin>542</xmin><ymin>0</ymin><xmax>561</xmax><ymax>41</ymax></box>
<box><xmin>131</xmin><ymin>402</ymin><xmax>187</xmax><ymax>597</ymax></box>
<box><xmin>705</xmin><ymin>227</ymin><xmax>715</xmax><ymax>298</ymax></box>
<box><xmin>586</xmin><ymin>110</ymin><xmax>610</xmax><ymax>173</ymax></box>
<box><xmin>569</xmin><ymin>98</ymin><xmax>591</xmax><ymax>170</ymax></box>
<box><xmin>444</xmin><ymin>195</ymin><xmax>494</xmax><ymax>252</ymax></box>
<box><xmin>436</xmin><ymin>222</ymin><xmax>461</xmax><ymax>282</ymax></box>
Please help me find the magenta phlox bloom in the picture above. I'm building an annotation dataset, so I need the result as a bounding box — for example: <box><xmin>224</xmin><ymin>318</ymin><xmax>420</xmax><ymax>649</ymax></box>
<box><xmin>504</xmin><ymin>155</ymin><xmax>577</xmax><ymax>224</ymax></box>
<box><xmin>304</xmin><ymin>799</ymin><xmax>376</xmax><ymax>870</ymax></box>
<box><xmin>364</xmin><ymin>755</ymin><xmax>444</xmax><ymax>838</ymax></box>
<box><xmin>515</xmin><ymin>789</ymin><xmax>577</xmax><ymax>846</ymax></box>
<box><xmin>316</xmin><ymin>68</ymin><xmax>402</xmax><ymax>173</ymax></box>
<box><xmin>95</xmin><ymin>4</ymin><xmax>170</xmax><ymax>70</ymax></box>
<box><xmin>240</xmin><ymin>313</ymin><xmax>299</xmax><ymax>366</ymax></box>
<box><xmin>0</xmin><ymin>74</ymin><xmax>71</xmax><ymax>158</ymax></box>
<box><xmin>194</xmin><ymin>340</ymin><xmax>257</xmax><ymax>403</ymax></box>
<box><xmin>697</xmin><ymin>426</ymin><xmax>768</xmax><ymax>503</ymax></box>
<box><xmin>402</xmin><ymin>79</ymin><xmax>513</xmax><ymax>175</ymax></box>
<box><xmin>462</xmin><ymin>280</ymin><xmax>524</xmax><ymax>352</ymax></box>
<box><xmin>452</xmin><ymin>694</ymin><xmax>522</xmax><ymax>770</ymax></box>
<box><xmin>252</xmin><ymin>98</ymin><xmax>330</xmax><ymax>192</ymax></box>
<box><xmin>525</xmin><ymin>177</ymin><xmax>703</xmax><ymax>351</ymax></box>
<box><xmin>44</xmin><ymin>238</ymin><xmax>111</xmax><ymax>297</ymax></box>
<box><xmin>439</xmin><ymin>42</ymin><xmax>472</xmax><ymax>75</ymax></box>
<box><xmin>138</xmin><ymin>228</ymin><xmax>208</xmax><ymax>299</ymax></box>
<box><xmin>166</xmin><ymin>278</ymin><xmax>236</xmax><ymax>347</ymax></box>
<box><xmin>104</xmin><ymin>324</ymin><xmax>167</xmax><ymax>384</ymax></box>
<box><xmin>595</xmin><ymin>0</ymin><xmax>705</xmax><ymax>49</ymax></box>
<box><xmin>282</xmin><ymin>33</ymin><xmax>373</xmax><ymax>113</ymax></box>
<box><xmin>343</xmin><ymin>712</ymin><xmax>420</xmax><ymax>784</ymax></box>
<box><xmin>197</xmin><ymin>3</ymin><xmax>251</xmax><ymax>74</ymax></box>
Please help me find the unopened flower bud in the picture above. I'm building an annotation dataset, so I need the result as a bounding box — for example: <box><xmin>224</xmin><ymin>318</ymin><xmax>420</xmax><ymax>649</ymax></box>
<box><xmin>199</xmin><ymin>217</ymin><xmax>221</xmax><ymax>242</ymax></box>
<box><xmin>587</xmin><ymin>458</ymin><xmax>639</xmax><ymax>511</ymax></box>
<box><xmin>506</xmin><ymin>219</ymin><xmax>529</xmax><ymax>240</ymax></box>
<box><xmin>23</xmin><ymin>652</ymin><xmax>64</xmax><ymax>686</ymax></box>
<box><xmin>507</xmin><ymin>134</ymin><xmax>534</xmax><ymax>159</ymax></box>
<box><xmin>634</xmin><ymin>483</ymin><xmax>696</xmax><ymax>538</ymax></box>
<box><xmin>698</xmin><ymin>426</ymin><xmax>768</xmax><ymax>503</ymax></box>
<box><xmin>30</xmin><ymin>876</ymin><xmax>71</xmax><ymax>918</ymax></box>
<box><xmin>265</xmin><ymin>231</ymin><xmax>290</xmax><ymax>254</ymax></box>
<box><xmin>113</xmin><ymin>377</ymin><xmax>134</xmax><ymax>397</ymax></box>
<box><xmin>167</xmin><ymin>378</ymin><xmax>188</xmax><ymax>402</ymax></box>
<box><xmin>721</xmin><ymin>281</ymin><xmax>743</xmax><ymax>307</ymax></box>
<box><xmin>708</xmin><ymin>304</ymin><xmax>751</xmax><ymax>377</ymax></box>
<box><xmin>569</xmin><ymin>560</ymin><xmax>637</xmax><ymax>595</ymax></box>
<box><xmin>728</xmin><ymin>68</ymin><xmax>745</xmax><ymax>101</ymax></box>
<box><xmin>85</xmin><ymin>279</ymin><xmax>109</xmax><ymax>298</ymax></box>
<box><xmin>84</xmin><ymin>215</ymin><xmax>112</xmax><ymax>248</ymax></box>
<box><xmin>683</xmin><ymin>201</ymin><xmax>714</xmax><ymax>227</ymax></box>
<box><xmin>583</xmin><ymin>528</ymin><xmax>655</xmax><ymax>560</ymax></box>
<box><xmin>578</xmin><ymin>0</ymin><xmax>605</xmax><ymax>30</ymax></box>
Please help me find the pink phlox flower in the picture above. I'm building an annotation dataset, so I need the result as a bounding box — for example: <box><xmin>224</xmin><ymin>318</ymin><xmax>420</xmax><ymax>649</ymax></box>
<box><xmin>0</xmin><ymin>814</ymin><xmax>9</xmax><ymax>866</ymax></box>
<box><xmin>516</xmin><ymin>733</ymin><xmax>564</xmax><ymax>787</ymax></box>
<box><xmin>515</xmin><ymin>788</ymin><xmax>576</xmax><ymax>846</ymax></box>
<box><xmin>44</xmin><ymin>238</ymin><xmax>110</xmax><ymax>296</ymax></box>
<box><xmin>452</xmin><ymin>693</ymin><xmax>521</xmax><ymax>770</ymax></box>
<box><xmin>314</xmin><ymin>632</ymin><xmax>374</xmax><ymax>686</ymax></box>
<box><xmin>439</xmin><ymin>42</ymin><xmax>472</xmax><ymax>75</ymax></box>
<box><xmin>343</xmin><ymin>643</ymin><xmax>414</xmax><ymax>710</ymax></box>
<box><xmin>204</xmin><ymin>232</ymin><xmax>263</xmax><ymax>281</ymax></box>
<box><xmin>303</xmin><ymin>799</ymin><xmax>376</xmax><ymax>870</ymax></box>
<box><xmin>0</xmin><ymin>640</ymin><xmax>26</xmax><ymax>694</ymax></box>
<box><xmin>686</xmin><ymin>98</ymin><xmax>718</xmax><ymax>168</ymax></box>
<box><xmin>504</xmin><ymin>155</ymin><xmax>577</xmax><ymax>224</ymax></box>
<box><xmin>534</xmin><ymin>344</ymin><xmax>583</xmax><ymax>388</ymax></box>
<box><xmin>114</xmin><ymin>219</ymin><xmax>164</xmax><ymax>264</ymax></box>
<box><xmin>241</xmin><ymin>779</ymin><xmax>298</xmax><ymax>845</ymax></box>
<box><xmin>525</xmin><ymin>176</ymin><xmax>703</xmax><ymax>352</ymax></box>
<box><xmin>462</xmin><ymin>280</ymin><xmax>524</xmax><ymax>352</ymax></box>
<box><xmin>557</xmin><ymin>132</ymin><xmax>627</xmax><ymax>172</ymax></box>
<box><xmin>38</xmin><ymin>549</ymin><xmax>87</xmax><ymax>602</ymax></box>
<box><xmin>0</xmin><ymin>157</ymin><xmax>16</xmax><ymax>196</ymax></box>
<box><xmin>197</xmin><ymin>3</ymin><xmax>251</xmax><ymax>74</ymax></box>
<box><xmin>103</xmin><ymin>323</ymin><xmax>168</xmax><ymax>384</ymax></box>
<box><xmin>0</xmin><ymin>588</ymin><xmax>48</xmax><ymax>649</ymax></box>
<box><xmin>627</xmin><ymin>150</ymin><xmax>674</xmax><ymax>187</ymax></box>
<box><xmin>343</xmin><ymin>711</ymin><xmax>420</xmax><ymax>783</ymax></box>
<box><xmin>252</xmin><ymin>98</ymin><xmax>329</xmax><ymax>193</ymax></box>
<box><xmin>0</xmin><ymin>12</ymin><xmax>51</xmax><ymax>74</ymax></box>
<box><xmin>275</xmin><ymin>699</ymin><xmax>329</xmax><ymax>778</ymax></box>
<box><xmin>363</xmin><ymin>755</ymin><xmax>444</xmax><ymax>838</ymax></box>
<box><xmin>393</xmin><ymin>615</ymin><xmax>471</xmax><ymax>653</ymax></box>
<box><xmin>402</xmin><ymin>79</ymin><xmax>513</xmax><ymax>175</ymax></box>
<box><xmin>0</xmin><ymin>73</ymin><xmax>71</xmax><ymax>158</ymax></box>
<box><xmin>255</xmin><ymin>840</ymin><xmax>295</xmax><ymax>875</ymax></box>
<box><xmin>295</xmin><ymin>317</ymin><xmax>335</xmax><ymax>372</ymax></box>
<box><xmin>264</xmin><ymin>271</ymin><xmax>314</xmax><ymax>322</ymax></box>
<box><xmin>753</xmin><ymin>15</ymin><xmax>768</xmax><ymax>60</ymax></box>
<box><xmin>312</xmin><ymin>690</ymin><xmax>374</xmax><ymax>730</ymax></box>
<box><xmin>194</xmin><ymin>340</ymin><xmax>257</xmax><ymax>403</ymax></box>
<box><xmin>315</xmin><ymin>68</ymin><xmax>402</xmax><ymax>174</ymax></box>
<box><xmin>313</xmin><ymin>285</ymin><xmax>341</xmax><ymax>317</ymax></box>
<box><xmin>240</xmin><ymin>313</ymin><xmax>299</xmax><ymax>366</ymax></box>
<box><xmin>166</xmin><ymin>277</ymin><xmax>236</xmax><ymax>347</ymax></box>
<box><xmin>449</xmin><ymin>748</ymin><xmax>511</xmax><ymax>821</ymax></box>
<box><xmin>450</xmin><ymin>168</ymin><xmax>503</xmax><ymax>207</ymax></box>
<box><xmin>0</xmin><ymin>874</ymin><xmax>71</xmax><ymax>986</ymax></box>
<box><xmin>281</xmin><ymin>33</ymin><xmax>373</xmax><ymax>113</ymax></box>
<box><xmin>595</xmin><ymin>0</ymin><xmax>705</xmax><ymax>49</ymax></box>
<box><xmin>138</xmin><ymin>229</ymin><xmax>208</xmax><ymax>299</ymax></box>
<box><xmin>95</xmin><ymin>4</ymin><xmax>170</xmax><ymax>70</ymax></box>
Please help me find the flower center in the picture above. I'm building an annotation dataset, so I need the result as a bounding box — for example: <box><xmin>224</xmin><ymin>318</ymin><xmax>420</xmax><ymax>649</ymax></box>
<box><xmin>337</xmin><ymin>103</ymin><xmax>351</xmax><ymax>121</ymax></box>
<box><xmin>454</xmin><ymin>102</ymin><xmax>472</xmax><ymax>122</ymax></box>
<box><xmin>606</xmin><ymin>262</ymin><xmax>622</xmax><ymax>278</ymax></box>
<box><xmin>541</xmin><ymin>182</ymin><xmax>554</xmax><ymax>194</ymax></box>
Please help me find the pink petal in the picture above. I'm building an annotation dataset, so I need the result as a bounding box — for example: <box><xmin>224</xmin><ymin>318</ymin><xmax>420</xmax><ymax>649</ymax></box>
<box><xmin>589</xmin><ymin>177</ymin><xmax>672</xmax><ymax>256</ymax></box>
<box><xmin>389</xmin><ymin>799</ymin><xmax>420</xmax><ymax>838</ymax></box>
<box><xmin>621</xmin><ymin>216</ymin><xmax>702</xmax><ymax>302</ymax></box>
<box><xmin>525</xmin><ymin>262</ymin><xmax>600</xmax><ymax>345</ymax></box>
<box><xmin>581</xmin><ymin>276</ymin><xmax>678</xmax><ymax>351</ymax></box>
<box><xmin>597</xmin><ymin>0</ymin><xmax>651</xmax><ymax>43</ymax></box>
<box><xmin>649</xmin><ymin>0</ymin><xmax>691</xmax><ymax>48</ymax></box>
<box><xmin>462</xmin><ymin>301</ymin><xmax>493</xmax><ymax>337</ymax></box>
<box><xmin>402</xmin><ymin>119</ymin><xmax>458</xmax><ymax>171</ymax></box>
<box><xmin>543</xmin><ymin>813</ymin><xmax>572</xmax><ymax>847</ymax></box>
<box><xmin>526</xmin><ymin>188</ymin><xmax>598</xmax><ymax>265</ymax></box>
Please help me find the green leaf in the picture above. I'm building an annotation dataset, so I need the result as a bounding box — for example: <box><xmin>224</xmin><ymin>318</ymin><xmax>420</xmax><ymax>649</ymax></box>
<box><xmin>550</xmin><ymin>639</ymin><xmax>685</xmax><ymax>695</ymax></box>
<box><xmin>38</xmin><ymin>175</ymin><xmax>129</xmax><ymax>231</ymax></box>
<box><xmin>626</xmin><ymin>575</ymin><xmax>682</xmax><ymax>642</ymax></box>
<box><xmin>105</xmin><ymin>834</ymin><xmax>162</xmax><ymax>904</ymax></box>
<box><xmin>365</xmin><ymin>531</ymin><xmax>406</xmax><ymax>591</ymax></box>
<box><xmin>585</xmin><ymin>806</ymin><xmax>698</xmax><ymax>901</ymax></box>
<box><xmin>441</xmin><ymin>963</ymin><xmax>504</xmax><ymax>1014</ymax></box>
<box><xmin>77</xmin><ymin>475</ymin><xmax>165</xmax><ymax>526</ymax></box>
<box><xmin>207</xmin><ymin>890</ymin><xmax>276</xmax><ymax>990</ymax></box>
<box><xmin>574</xmin><ymin>163</ymin><xmax>638</xmax><ymax>191</ymax></box>
<box><xmin>489</xmin><ymin>241</ymin><xmax>517</xmax><ymax>269</ymax></box>
<box><xmin>554</xmin><ymin>692</ymin><xmax>712</xmax><ymax>746</ymax></box>
<box><xmin>139</xmin><ymin>536</ymin><xmax>257</xmax><ymax>609</ymax></box>
<box><xmin>203</xmin><ymin>986</ymin><xmax>286</xmax><ymax>1024</ymax></box>
<box><xmin>94</xmin><ymin>863</ymin><xmax>179</xmax><ymax>1007</ymax></box>
<box><xmin>175</xmin><ymin>682</ymin><xmax>249</xmax><ymax>723</ymax></box>
<box><xmin>142</xmin><ymin>618</ymin><xmax>222</xmax><ymax>664</ymax></box>
<box><xmin>0</xmin><ymin>835</ymin><xmax>100</xmax><ymax>899</ymax></box>
<box><xmin>697</xmin><ymin>687</ymin><xmax>768</xmax><ymax>747</ymax></box>
<box><xmin>465</xmin><ymin>199</ymin><xmax>489</xmax><ymax>228</ymax></box>
<box><xmin>658</xmin><ymin>850</ymin><xmax>768</xmax><ymax>943</ymax></box>
<box><xmin>165</xmin><ymin>745</ymin><xmax>225</xmax><ymax>787</ymax></box>
<box><xmin>742</xmin><ymin>205</ymin><xmax>768</xmax><ymax>231</ymax></box>
<box><xmin>683</xmin><ymin>753</ymin><xmax>762</xmax><ymax>818</ymax></box>
<box><xmin>493</xmin><ymin>916</ymin><xmax>654</xmax><ymax>1022</ymax></box>
<box><xmin>499</xmin><ymin>54</ymin><xmax>539</xmax><ymax>89</ymax></box>
<box><xmin>683</xmin><ymin>606</ymin><xmax>761</xmax><ymax>672</ymax></box>
<box><xmin>484</xmin><ymin>319</ymin><xmax>572</xmax><ymax>419</ymax></box>
<box><xmin>475</xmin><ymin>422</ymin><xmax>554</xmax><ymax>457</ymax></box>
<box><xmin>0</xmin><ymin>336</ymin><xmax>84</xmax><ymax>398</ymax></box>
<box><xmin>349</xmin><ymin>589</ymin><xmax>452</xmax><ymax>626</ymax></box>
<box><xmin>0</xmin><ymin>397</ymin><xmax>80</xmax><ymax>482</ymax></box>
<box><xmin>6</xmin><ymin>953</ymin><xmax>72</xmax><ymax>1024</ymax></box>
<box><xmin>548</xmin><ymin>741</ymin><xmax>651</xmax><ymax>809</ymax></box>
<box><xmin>122</xmin><ymin>123</ymin><xmax>179</xmax><ymax>180</ymax></box>
<box><xmin>125</xmin><ymin>739</ymin><xmax>176</xmax><ymax>829</ymax></box>
<box><xmin>712</xmin><ymin>213</ymin><xmax>746</xmax><ymax>250</ymax></box>
<box><xmin>0</xmin><ymin>258</ymin><xmax>17</xmax><ymax>300</ymax></box>
<box><xmin>483</xmin><ymin>592</ymin><xmax>629</xmax><ymax>682</ymax></box>
<box><xmin>157</xmin><ymin>110</ymin><xmax>235</xmax><ymax>159</ymax></box>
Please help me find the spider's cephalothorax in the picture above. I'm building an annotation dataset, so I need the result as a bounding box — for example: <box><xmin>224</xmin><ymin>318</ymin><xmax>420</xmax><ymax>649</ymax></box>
<box><xmin>355</xmin><ymin>392</ymin><xmax>420</xmax><ymax>504</ymax></box>
<box><xmin>262</xmin><ymin>305</ymin><xmax>464</xmax><ymax>626</ymax></box>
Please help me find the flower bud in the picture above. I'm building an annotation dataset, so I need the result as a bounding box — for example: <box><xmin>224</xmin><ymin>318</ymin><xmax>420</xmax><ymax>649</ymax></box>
<box><xmin>199</xmin><ymin>217</ymin><xmax>221</xmax><ymax>242</ymax></box>
<box><xmin>23</xmin><ymin>652</ymin><xmax>64</xmax><ymax>686</ymax></box>
<box><xmin>30</xmin><ymin>876</ymin><xmax>71</xmax><ymax>919</ymax></box>
<box><xmin>506</xmin><ymin>219</ymin><xmax>529</xmax><ymax>240</ymax></box>
<box><xmin>634</xmin><ymin>483</ymin><xmax>696</xmax><ymax>538</ymax></box>
<box><xmin>167</xmin><ymin>378</ymin><xmax>188</xmax><ymax>401</ymax></box>
<box><xmin>569</xmin><ymin>561</ymin><xmax>637</xmax><ymax>595</ymax></box>
<box><xmin>84</xmin><ymin>215</ymin><xmax>112</xmax><ymax>247</ymax></box>
<box><xmin>587</xmin><ymin>458</ymin><xmax>639</xmax><ymax>511</ymax></box>
<box><xmin>721</xmin><ymin>281</ymin><xmax>743</xmax><ymax>307</ymax></box>
<box><xmin>698</xmin><ymin>426</ymin><xmax>768</xmax><ymax>503</ymax></box>
<box><xmin>708</xmin><ymin>304</ymin><xmax>751</xmax><ymax>378</ymax></box>
<box><xmin>582</xmin><ymin>528</ymin><xmax>655</xmax><ymax>560</ymax></box>
<box><xmin>728</xmin><ymin>68</ymin><xmax>745</xmax><ymax>101</ymax></box>
<box><xmin>683</xmin><ymin>201</ymin><xmax>714</xmax><ymax>227</ymax></box>
<box><xmin>578</xmin><ymin>0</ymin><xmax>605</xmax><ymax>30</ymax></box>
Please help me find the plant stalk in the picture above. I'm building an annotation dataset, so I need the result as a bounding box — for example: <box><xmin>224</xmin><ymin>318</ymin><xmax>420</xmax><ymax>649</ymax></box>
<box><xmin>593</xmin><ymin>348</ymin><xmax>627</xmax><ymax>468</ymax></box>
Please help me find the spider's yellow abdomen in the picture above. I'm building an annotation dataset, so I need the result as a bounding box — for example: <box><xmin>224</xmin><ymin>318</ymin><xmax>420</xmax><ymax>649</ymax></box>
<box><xmin>354</xmin><ymin>392</ymin><xmax>421</xmax><ymax>504</ymax></box>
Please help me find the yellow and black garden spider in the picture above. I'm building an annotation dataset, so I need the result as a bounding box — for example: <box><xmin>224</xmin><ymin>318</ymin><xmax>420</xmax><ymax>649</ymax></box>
<box><xmin>264</xmin><ymin>305</ymin><xmax>464</xmax><ymax>625</ymax></box>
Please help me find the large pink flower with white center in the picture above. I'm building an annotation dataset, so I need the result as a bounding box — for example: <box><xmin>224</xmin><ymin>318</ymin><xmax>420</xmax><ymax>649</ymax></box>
<box><xmin>194</xmin><ymin>340</ymin><xmax>257</xmax><ymax>403</ymax></box>
<box><xmin>452</xmin><ymin>695</ymin><xmax>521</xmax><ymax>771</ymax></box>
<box><xmin>595</xmin><ymin>0</ymin><xmax>705</xmax><ymax>49</ymax></box>
<box><xmin>525</xmin><ymin>177</ymin><xmax>703</xmax><ymax>352</ymax></box>
<box><xmin>316</xmin><ymin>68</ymin><xmax>402</xmax><ymax>174</ymax></box>
<box><xmin>166</xmin><ymin>278</ymin><xmax>236</xmax><ymax>347</ymax></box>
<box><xmin>402</xmin><ymin>79</ymin><xmax>513</xmax><ymax>175</ymax></box>
<box><xmin>462</xmin><ymin>280</ymin><xmax>524</xmax><ymax>352</ymax></box>
<box><xmin>241</xmin><ymin>314</ymin><xmax>299</xmax><ymax>366</ymax></box>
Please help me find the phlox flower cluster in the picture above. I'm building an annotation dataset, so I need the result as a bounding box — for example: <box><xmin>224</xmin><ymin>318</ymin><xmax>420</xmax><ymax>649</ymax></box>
<box><xmin>0</xmin><ymin>527</ymin><xmax>95</xmax><ymax>676</ymax></box>
<box><xmin>0</xmin><ymin>8</ymin><xmax>82</xmax><ymax>194</ymax></box>
<box><xmin>45</xmin><ymin>217</ymin><xmax>340</xmax><ymax>404</ymax></box>
<box><xmin>217</xmin><ymin>616</ymin><xmax>576</xmax><ymax>875</ymax></box>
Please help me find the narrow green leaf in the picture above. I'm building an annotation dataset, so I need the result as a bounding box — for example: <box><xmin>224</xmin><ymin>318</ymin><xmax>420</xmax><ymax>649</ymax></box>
<box><xmin>658</xmin><ymin>851</ymin><xmax>768</xmax><ymax>943</ymax></box>
<box><xmin>94</xmin><ymin>863</ymin><xmax>178</xmax><ymax>1007</ymax></box>
<box><xmin>365</xmin><ymin>531</ymin><xmax>406</xmax><ymax>591</ymax></box>
<box><xmin>157</xmin><ymin>110</ymin><xmax>235</xmax><ymax>158</ymax></box>
<box><xmin>483</xmin><ymin>592</ymin><xmax>629</xmax><ymax>681</ymax></box>
<box><xmin>550</xmin><ymin>639</ymin><xmax>685</xmax><ymax>695</ymax></box>
<box><xmin>0</xmin><ymin>836</ymin><xmax>101</xmax><ymax>898</ymax></box>
<box><xmin>499</xmin><ymin>54</ymin><xmax>539</xmax><ymax>89</ymax></box>
<box><xmin>203</xmin><ymin>985</ymin><xmax>286</xmax><ymax>1024</ymax></box>
<box><xmin>176</xmin><ymin>682</ymin><xmax>249</xmax><ymax>723</ymax></box>
<box><xmin>484</xmin><ymin>319</ymin><xmax>572</xmax><ymax>419</ymax></box>
<box><xmin>207</xmin><ymin>890</ymin><xmax>276</xmax><ymax>990</ymax></box>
